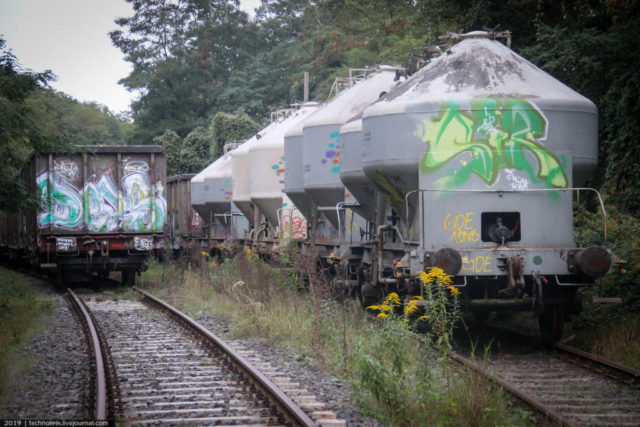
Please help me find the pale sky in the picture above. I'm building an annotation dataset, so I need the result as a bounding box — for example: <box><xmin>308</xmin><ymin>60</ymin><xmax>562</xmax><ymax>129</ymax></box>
<box><xmin>0</xmin><ymin>0</ymin><xmax>262</xmax><ymax>115</ymax></box>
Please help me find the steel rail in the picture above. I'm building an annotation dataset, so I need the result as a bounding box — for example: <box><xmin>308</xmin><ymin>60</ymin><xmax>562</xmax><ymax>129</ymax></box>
<box><xmin>133</xmin><ymin>286</ymin><xmax>316</xmax><ymax>427</ymax></box>
<box><xmin>67</xmin><ymin>288</ymin><xmax>107</xmax><ymax>420</ymax></box>
<box><xmin>552</xmin><ymin>342</ymin><xmax>640</xmax><ymax>384</ymax></box>
<box><xmin>486</xmin><ymin>322</ymin><xmax>640</xmax><ymax>383</ymax></box>
<box><xmin>446</xmin><ymin>349</ymin><xmax>577</xmax><ymax>427</ymax></box>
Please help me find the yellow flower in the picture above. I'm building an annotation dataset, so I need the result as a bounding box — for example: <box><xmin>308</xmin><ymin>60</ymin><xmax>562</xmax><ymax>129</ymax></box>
<box><xmin>419</xmin><ymin>271</ymin><xmax>430</xmax><ymax>283</ymax></box>
<box><xmin>366</xmin><ymin>305</ymin><xmax>380</xmax><ymax>311</ymax></box>
<box><xmin>202</xmin><ymin>251</ymin><xmax>209</xmax><ymax>257</ymax></box>
<box><xmin>377</xmin><ymin>313</ymin><xmax>388</xmax><ymax>318</ymax></box>
<box><xmin>405</xmin><ymin>304</ymin><xmax>419</xmax><ymax>314</ymax></box>
<box><xmin>447</xmin><ymin>286</ymin><xmax>461</xmax><ymax>296</ymax></box>
<box><xmin>420</xmin><ymin>267</ymin><xmax>454</xmax><ymax>285</ymax></box>
<box><xmin>431</xmin><ymin>267</ymin><xmax>445</xmax><ymax>276</ymax></box>
<box><xmin>379</xmin><ymin>304</ymin><xmax>391</xmax><ymax>312</ymax></box>
<box><xmin>385</xmin><ymin>292</ymin><xmax>401</xmax><ymax>305</ymax></box>
<box><xmin>419</xmin><ymin>315</ymin><xmax>430</xmax><ymax>320</ymax></box>
<box><xmin>245</xmin><ymin>248</ymin><xmax>258</xmax><ymax>260</ymax></box>
<box><xmin>410</xmin><ymin>295</ymin><xmax>423</xmax><ymax>301</ymax></box>
<box><xmin>441</xmin><ymin>276</ymin><xmax>453</xmax><ymax>286</ymax></box>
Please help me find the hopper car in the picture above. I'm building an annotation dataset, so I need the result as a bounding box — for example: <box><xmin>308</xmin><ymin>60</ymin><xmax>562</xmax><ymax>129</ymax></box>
<box><xmin>175</xmin><ymin>31</ymin><xmax>613</xmax><ymax>343</ymax></box>
<box><xmin>0</xmin><ymin>145</ymin><xmax>167</xmax><ymax>286</ymax></box>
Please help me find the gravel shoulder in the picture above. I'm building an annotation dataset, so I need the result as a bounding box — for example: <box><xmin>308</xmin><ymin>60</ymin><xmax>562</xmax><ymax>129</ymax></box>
<box><xmin>0</xmin><ymin>271</ymin><xmax>379</xmax><ymax>424</ymax></box>
<box><xmin>0</xmin><ymin>276</ymin><xmax>91</xmax><ymax>420</ymax></box>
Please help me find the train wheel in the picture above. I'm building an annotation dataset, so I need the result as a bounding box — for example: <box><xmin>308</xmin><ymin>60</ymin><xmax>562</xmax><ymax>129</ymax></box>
<box><xmin>539</xmin><ymin>306</ymin><xmax>563</xmax><ymax>344</ymax></box>
<box><xmin>122</xmin><ymin>270</ymin><xmax>136</xmax><ymax>287</ymax></box>
<box><xmin>359</xmin><ymin>283</ymin><xmax>380</xmax><ymax>308</ymax></box>
<box><xmin>536</xmin><ymin>277</ymin><xmax>563</xmax><ymax>344</ymax></box>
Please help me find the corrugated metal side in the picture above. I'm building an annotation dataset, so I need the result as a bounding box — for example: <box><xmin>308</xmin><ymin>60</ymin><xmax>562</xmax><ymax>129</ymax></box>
<box><xmin>167</xmin><ymin>175</ymin><xmax>205</xmax><ymax>249</ymax></box>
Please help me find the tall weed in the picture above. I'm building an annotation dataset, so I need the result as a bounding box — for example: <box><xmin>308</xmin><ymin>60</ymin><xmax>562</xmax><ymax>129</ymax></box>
<box><xmin>142</xmin><ymin>252</ymin><xmax>532</xmax><ymax>425</ymax></box>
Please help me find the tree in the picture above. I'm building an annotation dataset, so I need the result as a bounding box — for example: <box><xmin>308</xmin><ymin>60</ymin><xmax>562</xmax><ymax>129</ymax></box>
<box><xmin>0</xmin><ymin>39</ymin><xmax>58</xmax><ymax>214</ymax></box>
<box><xmin>153</xmin><ymin>130</ymin><xmax>182</xmax><ymax>176</ymax></box>
<box><xmin>180</xmin><ymin>127</ymin><xmax>213</xmax><ymax>173</ymax></box>
<box><xmin>111</xmin><ymin>0</ymin><xmax>259</xmax><ymax>143</ymax></box>
<box><xmin>209</xmin><ymin>110</ymin><xmax>261</xmax><ymax>159</ymax></box>
<box><xmin>27</xmin><ymin>88</ymin><xmax>132</xmax><ymax>146</ymax></box>
<box><xmin>521</xmin><ymin>1</ymin><xmax>640</xmax><ymax>212</ymax></box>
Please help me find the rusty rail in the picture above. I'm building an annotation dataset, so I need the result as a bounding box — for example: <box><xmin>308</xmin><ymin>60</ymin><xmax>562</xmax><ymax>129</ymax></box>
<box><xmin>67</xmin><ymin>288</ymin><xmax>107</xmax><ymax>420</ymax></box>
<box><xmin>486</xmin><ymin>322</ymin><xmax>640</xmax><ymax>383</ymax></box>
<box><xmin>133</xmin><ymin>287</ymin><xmax>316</xmax><ymax>427</ymax></box>
<box><xmin>446</xmin><ymin>350</ymin><xmax>577</xmax><ymax>427</ymax></box>
<box><xmin>552</xmin><ymin>342</ymin><xmax>640</xmax><ymax>384</ymax></box>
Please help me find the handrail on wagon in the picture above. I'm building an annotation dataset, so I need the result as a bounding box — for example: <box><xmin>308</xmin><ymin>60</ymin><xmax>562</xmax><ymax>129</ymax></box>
<box><xmin>404</xmin><ymin>187</ymin><xmax>608</xmax><ymax>242</ymax></box>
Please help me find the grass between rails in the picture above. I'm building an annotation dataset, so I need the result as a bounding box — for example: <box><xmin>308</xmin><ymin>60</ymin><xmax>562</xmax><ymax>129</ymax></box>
<box><xmin>0</xmin><ymin>267</ymin><xmax>53</xmax><ymax>407</ymax></box>
<box><xmin>140</xmin><ymin>252</ymin><xmax>533</xmax><ymax>426</ymax></box>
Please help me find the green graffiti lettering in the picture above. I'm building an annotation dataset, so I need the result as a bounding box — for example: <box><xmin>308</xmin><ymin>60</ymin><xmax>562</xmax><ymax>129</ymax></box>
<box><xmin>418</xmin><ymin>98</ymin><xmax>568</xmax><ymax>189</ymax></box>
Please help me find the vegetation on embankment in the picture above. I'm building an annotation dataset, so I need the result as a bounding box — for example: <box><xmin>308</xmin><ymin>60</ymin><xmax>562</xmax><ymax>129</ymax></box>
<box><xmin>567</xmin><ymin>201</ymin><xmax>640</xmax><ymax>369</ymax></box>
<box><xmin>140</xmin><ymin>252</ymin><xmax>533</xmax><ymax>426</ymax></box>
<box><xmin>0</xmin><ymin>267</ymin><xmax>53</xmax><ymax>404</ymax></box>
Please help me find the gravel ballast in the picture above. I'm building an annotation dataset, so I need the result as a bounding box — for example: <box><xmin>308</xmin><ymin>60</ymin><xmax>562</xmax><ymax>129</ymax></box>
<box><xmin>0</xmin><ymin>278</ymin><xmax>91</xmax><ymax>420</ymax></box>
<box><xmin>193</xmin><ymin>313</ymin><xmax>381</xmax><ymax>426</ymax></box>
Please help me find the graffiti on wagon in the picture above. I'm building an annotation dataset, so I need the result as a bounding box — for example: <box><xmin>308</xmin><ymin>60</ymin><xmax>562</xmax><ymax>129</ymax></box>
<box><xmin>37</xmin><ymin>160</ymin><xmax>166</xmax><ymax>232</ymax></box>
<box><xmin>417</xmin><ymin>98</ymin><xmax>568</xmax><ymax>190</ymax></box>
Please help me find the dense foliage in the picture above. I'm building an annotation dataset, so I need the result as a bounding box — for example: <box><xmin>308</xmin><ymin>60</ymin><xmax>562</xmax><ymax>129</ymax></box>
<box><xmin>0</xmin><ymin>39</ymin><xmax>59</xmax><ymax>214</ymax></box>
<box><xmin>28</xmin><ymin>89</ymin><xmax>133</xmax><ymax>146</ymax></box>
<box><xmin>152</xmin><ymin>110</ymin><xmax>260</xmax><ymax>175</ymax></box>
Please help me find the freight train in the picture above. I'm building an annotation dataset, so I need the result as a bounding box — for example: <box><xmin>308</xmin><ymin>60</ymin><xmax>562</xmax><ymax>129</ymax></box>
<box><xmin>0</xmin><ymin>145</ymin><xmax>167</xmax><ymax>286</ymax></box>
<box><xmin>169</xmin><ymin>31</ymin><xmax>612</xmax><ymax>343</ymax></box>
<box><xmin>2</xmin><ymin>31</ymin><xmax>612</xmax><ymax>343</ymax></box>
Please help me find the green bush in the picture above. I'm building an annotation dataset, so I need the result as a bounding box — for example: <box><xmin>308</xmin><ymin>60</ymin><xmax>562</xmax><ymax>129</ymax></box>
<box><xmin>570</xmin><ymin>200</ymin><xmax>640</xmax><ymax>367</ymax></box>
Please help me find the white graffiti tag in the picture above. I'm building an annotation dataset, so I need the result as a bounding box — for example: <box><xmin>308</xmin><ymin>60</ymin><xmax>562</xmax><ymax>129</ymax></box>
<box><xmin>123</xmin><ymin>159</ymin><xmax>150</xmax><ymax>174</ymax></box>
<box><xmin>504</xmin><ymin>168</ymin><xmax>529</xmax><ymax>190</ymax></box>
<box><xmin>54</xmin><ymin>159</ymin><xmax>79</xmax><ymax>181</ymax></box>
<box><xmin>134</xmin><ymin>236</ymin><xmax>153</xmax><ymax>251</ymax></box>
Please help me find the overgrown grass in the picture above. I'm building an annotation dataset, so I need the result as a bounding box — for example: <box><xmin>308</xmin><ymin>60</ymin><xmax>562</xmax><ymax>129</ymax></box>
<box><xmin>140</xmin><ymin>252</ymin><xmax>533</xmax><ymax>425</ymax></box>
<box><xmin>570</xmin><ymin>200</ymin><xmax>640</xmax><ymax>368</ymax></box>
<box><xmin>0</xmin><ymin>267</ymin><xmax>53</xmax><ymax>405</ymax></box>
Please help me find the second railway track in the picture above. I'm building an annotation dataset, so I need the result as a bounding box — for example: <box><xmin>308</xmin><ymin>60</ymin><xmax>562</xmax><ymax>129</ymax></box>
<box><xmin>450</xmin><ymin>328</ymin><xmax>640</xmax><ymax>426</ymax></box>
<box><xmin>68</xmin><ymin>287</ymin><xmax>334</xmax><ymax>426</ymax></box>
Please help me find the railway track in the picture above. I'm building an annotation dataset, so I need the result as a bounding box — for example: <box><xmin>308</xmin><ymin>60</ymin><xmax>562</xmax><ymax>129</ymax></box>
<box><xmin>450</xmin><ymin>336</ymin><xmax>640</xmax><ymax>426</ymax></box>
<box><xmin>66</xmin><ymin>287</ymin><xmax>343</xmax><ymax>426</ymax></box>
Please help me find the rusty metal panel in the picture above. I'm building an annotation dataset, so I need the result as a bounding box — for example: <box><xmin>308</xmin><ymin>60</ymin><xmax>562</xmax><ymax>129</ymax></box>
<box><xmin>167</xmin><ymin>174</ymin><xmax>205</xmax><ymax>249</ymax></box>
<box><xmin>34</xmin><ymin>146</ymin><xmax>166</xmax><ymax>236</ymax></box>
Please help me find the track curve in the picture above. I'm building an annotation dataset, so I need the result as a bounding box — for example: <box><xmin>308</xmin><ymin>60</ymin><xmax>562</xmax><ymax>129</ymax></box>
<box><xmin>66</xmin><ymin>288</ymin><xmax>108</xmax><ymax>420</ymax></box>
<box><xmin>72</xmin><ymin>288</ymin><xmax>317</xmax><ymax>425</ymax></box>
